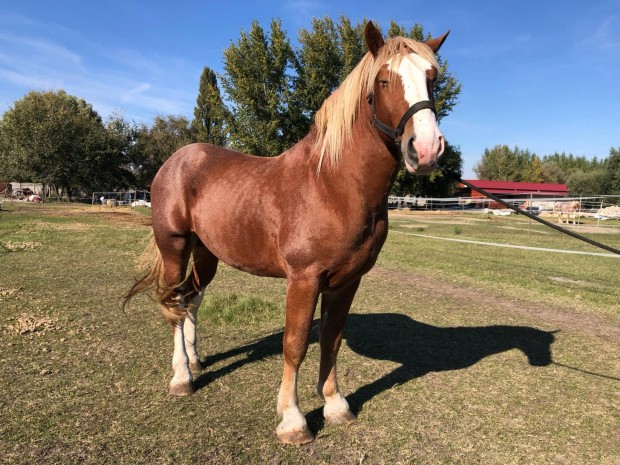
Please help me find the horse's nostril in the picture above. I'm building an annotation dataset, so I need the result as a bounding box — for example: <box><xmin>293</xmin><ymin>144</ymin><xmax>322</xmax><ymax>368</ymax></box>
<box><xmin>406</xmin><ymin>136</ymin><xmax>418</xmax><ymax>169</ymax></box>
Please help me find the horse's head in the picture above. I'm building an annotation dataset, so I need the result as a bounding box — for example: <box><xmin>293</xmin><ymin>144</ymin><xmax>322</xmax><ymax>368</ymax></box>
<box><xmin>365</xmin><ymin>22</ymin><xmax>448</xmax><ymax>175</ymax></box>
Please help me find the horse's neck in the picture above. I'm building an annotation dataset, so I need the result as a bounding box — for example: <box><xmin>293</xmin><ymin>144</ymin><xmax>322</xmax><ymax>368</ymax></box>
<box><xmin>324</xmin><ymin>112</ymin><xmax>399</xmax><ymax>209</ymax></box>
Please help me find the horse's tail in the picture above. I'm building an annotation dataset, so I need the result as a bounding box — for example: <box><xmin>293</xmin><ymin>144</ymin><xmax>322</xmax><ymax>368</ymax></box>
<box><xmin>122</xmin><ymin>236</ymin><xmax>187</xmax><ymax>324</ymax></box>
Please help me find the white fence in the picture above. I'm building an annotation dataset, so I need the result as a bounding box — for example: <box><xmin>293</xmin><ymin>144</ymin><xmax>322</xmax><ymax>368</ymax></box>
<box><xmin>91</xmin><ymin>191</ymin><xmax>150</xmax><ymax>207</ymax></box>
<box><xmin>387</xmin><ymin>195</ymin><xmax>620</xmax><ymax>219</ymax></box>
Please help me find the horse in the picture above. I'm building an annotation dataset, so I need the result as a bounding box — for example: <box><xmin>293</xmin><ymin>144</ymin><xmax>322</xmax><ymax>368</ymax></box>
<box><xmin>554</xmin><ymin>200</ymin><xmax>581</xmax><ymax>224</ymax></box>
<box><xmin>123</xmin><ymin>21</ymin><xmax>449</xmax><ymax>444</ymax></box>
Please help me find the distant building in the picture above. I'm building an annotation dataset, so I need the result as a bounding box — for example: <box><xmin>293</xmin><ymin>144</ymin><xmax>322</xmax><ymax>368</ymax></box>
<box><xmin>457</xmin><ymin>180</ymin><xmax>569</xmax><ymax>209</ymax></box>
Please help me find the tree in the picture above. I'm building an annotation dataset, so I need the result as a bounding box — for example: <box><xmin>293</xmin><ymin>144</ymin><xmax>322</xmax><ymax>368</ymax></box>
<box><xmin>221</xmin><ymin>19</ymin><xmax>297</xmax><ymax>156</ymax></box>
<box><xmin>0</xmin><ymin>90</ymin><xmax>129</xmax><ymax>198</ymax></box>
<box><xmin>337</xmin><ymin>16</ymin><xmax>367</xmax><ymax>81</ymax></box>
<box><xmin>524</xmin><ymin>156</ymin><xmax>545</xmax><ymax>183</ymax></box>
<box><xmin>539</xmin><ymin>161</ymin><xmax>566</xmax><ymax>184</ymax></box>
<box><xmin>293</xmin><ymin>17</ymin><xmax>342</xmax><ymax>127</ymax></box>
<box><xmin>567</xmin><ymin>170</ymin><xmax>610</xmax><ymax>196</ymax></box>
<box><xmin>474</xmin><ymin>145</ymin><xmax>539</xmax><ymax>181</ymax></box>
<box><xmin>131</xmin><ymin>115</ymin><xmax>193</xmax><ymax>188</ymax></box>
<box><xmin>191</xmin><ymin>67</ymin><xmax>228</xmax><ymax>146</ymax></box>
<box><xmin>604</xmin><ymin>147</ymin><xmax>620</xmax><ymax>194</ymax></box>
<box><xmin>101</xmin><ymin>113</ymin><xmax>138</xmax><ymax>190</ymax></box>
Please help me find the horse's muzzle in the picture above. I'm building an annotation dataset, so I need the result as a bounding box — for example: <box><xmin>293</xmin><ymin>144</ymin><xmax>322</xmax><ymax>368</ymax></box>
<box><xmin>402</xmin><ymin>132</ymin><xmax>444</xmax><ymax>175</ymax></box>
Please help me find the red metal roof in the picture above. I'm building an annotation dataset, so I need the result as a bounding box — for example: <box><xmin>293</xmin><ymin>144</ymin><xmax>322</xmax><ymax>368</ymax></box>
<box><xmin>460</xmin><ymin>180</ymin><xmax>569</xmax><ymax>196</ymax></box>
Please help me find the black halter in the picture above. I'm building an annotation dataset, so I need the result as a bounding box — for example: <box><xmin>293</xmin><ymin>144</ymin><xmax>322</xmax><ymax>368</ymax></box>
<box><xmin>369</xmin><ymin>94</ymin><xmax>436</xmax><ymax>142</ymax></box>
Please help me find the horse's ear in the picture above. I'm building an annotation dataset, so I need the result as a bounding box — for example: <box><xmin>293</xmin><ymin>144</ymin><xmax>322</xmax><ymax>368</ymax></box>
<box><xmin>365</xmin><ymin>21</ymin><xmax>384</xmax><ymax>57</ymax></box>
<box><xmin>426</xmin><ymin>30</ymin><xmax>450</xmax><ymax>53</ymax></box>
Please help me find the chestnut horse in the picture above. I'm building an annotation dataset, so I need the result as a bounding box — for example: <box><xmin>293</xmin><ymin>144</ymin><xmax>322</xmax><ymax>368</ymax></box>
<box><xmin>124</xmin><ymin>22</ymin><xmax>448</xmax><ymax>444</ymax></box>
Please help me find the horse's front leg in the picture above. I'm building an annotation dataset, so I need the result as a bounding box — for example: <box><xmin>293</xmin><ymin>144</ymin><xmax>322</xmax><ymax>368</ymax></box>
<box><xmin>317</xmin><ymin>278</ymin><xmax>360</xmax><ymax>424</ymax></box>
<box><xmin>276</xmin><ymin>277</ymin><xmax>320</xmax><ymax>445</ymax></box>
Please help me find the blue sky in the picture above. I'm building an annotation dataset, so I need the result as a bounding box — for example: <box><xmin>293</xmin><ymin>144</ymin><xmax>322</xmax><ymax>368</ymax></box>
<box><xmin>0</xmin><ymin>1</ymin><xmax>618</xmax><ymax>178</ymax></box>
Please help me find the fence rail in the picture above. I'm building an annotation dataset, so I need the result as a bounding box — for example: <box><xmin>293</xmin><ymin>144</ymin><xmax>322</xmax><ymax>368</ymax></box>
<box><xmin>387</xmin><ymin>195</ymin><xmax>620</xmax><ymax>218</ymax></box>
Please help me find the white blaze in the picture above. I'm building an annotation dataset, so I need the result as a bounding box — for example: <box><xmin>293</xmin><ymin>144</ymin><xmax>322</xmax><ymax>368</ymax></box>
<box><xmin>390</xmin><ymin>53</ymin><xmax>444</xmax><ymax>170</ymax></box>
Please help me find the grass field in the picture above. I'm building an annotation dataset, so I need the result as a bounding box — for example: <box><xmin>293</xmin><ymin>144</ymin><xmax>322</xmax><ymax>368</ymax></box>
<box><xmin>1</xmin><ymin>203</ymin><xmax>618</xmax><ymax>464</ymax></box>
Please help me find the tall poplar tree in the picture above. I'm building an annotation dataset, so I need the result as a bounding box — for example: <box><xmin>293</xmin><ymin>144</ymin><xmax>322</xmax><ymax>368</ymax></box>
<box><xmin>191</xmin><ymin>67</ymin><xmax>228</xmax><ymax>146</ymax></box>
<box><xmin>221</xmin><ymin>19</ymin><xmax>297</xmax><ymax>156</ymax></box>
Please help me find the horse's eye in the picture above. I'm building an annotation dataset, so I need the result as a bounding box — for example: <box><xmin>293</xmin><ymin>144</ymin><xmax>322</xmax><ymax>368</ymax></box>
<box><xmin>379</xmin><ymin>80</ymin><xmax>389</xmax><ymax>88</ymax></box>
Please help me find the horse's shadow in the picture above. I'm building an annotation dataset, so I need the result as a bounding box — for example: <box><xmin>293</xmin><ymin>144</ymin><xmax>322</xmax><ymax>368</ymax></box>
<box><xmin>193</xmin><ymin>313</ymin><xmax>555</xmax><ymax>431</ymax></box>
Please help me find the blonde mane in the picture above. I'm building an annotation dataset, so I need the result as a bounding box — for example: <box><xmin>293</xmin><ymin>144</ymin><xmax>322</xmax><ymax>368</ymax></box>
<box><xmin>313</xmin><ymin>36</ymin><xmax>439</xmax><ymax>173</ymax></box>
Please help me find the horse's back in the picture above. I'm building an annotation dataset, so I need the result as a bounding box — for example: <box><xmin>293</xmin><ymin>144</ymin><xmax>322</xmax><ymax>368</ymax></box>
<box><xmin>151</xmin><ymin>143</ymin><xmax>290</xmax><ymax>276</ymax></box>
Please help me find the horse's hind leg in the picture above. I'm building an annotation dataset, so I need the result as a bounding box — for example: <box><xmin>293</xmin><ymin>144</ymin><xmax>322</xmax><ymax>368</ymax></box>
<box><xmin>167</xmin><ymin>238</ymin><xmax>218</xmax><ymax>395</ymax></box>
<box><xmin>183</xmin><ymin>241</ymin><xmax>219</xmax><ymax>374</ymax></box>
<box><xmin>157</xmin><ymin>234</ymin><xmax>195</xmax><ymax>396</ymax></box>
<box><xmin>317</xmin><ymin>278</ymin><xmax>360</xmax><ymax>424</ymax></box>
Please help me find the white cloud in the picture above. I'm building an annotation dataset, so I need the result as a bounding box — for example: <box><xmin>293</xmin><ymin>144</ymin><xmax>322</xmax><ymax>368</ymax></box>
<box><xmin>0</xmin><ymin>15</ymin><xmax>196</xmax><ymax>123</ymax></box>
<box><xmin>581</xmin><ymin>15</ymin><xmax>619</xmax><ymax>51</ymax></box>
<box><xmin>284</xmin><ymin>1</ymin><xmax>328</xmax><ymax>18</ymax></box>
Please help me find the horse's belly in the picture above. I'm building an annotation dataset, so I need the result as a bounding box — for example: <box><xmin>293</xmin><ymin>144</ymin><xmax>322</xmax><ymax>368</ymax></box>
<box><xmin>196</xmin><ymin>225</ymin><xmax>287</xmax><ymax>278</ymax></box>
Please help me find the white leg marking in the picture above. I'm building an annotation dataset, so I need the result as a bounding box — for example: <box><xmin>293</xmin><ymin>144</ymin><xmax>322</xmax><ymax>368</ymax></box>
<box><xmin>170</xmin><ymin>321</ymin><xmax>193</xmax><ymax>394</ymax></box>
<box><xmin>277</xmin><ymin>372</ymin><xmax>309</xmax><ymax>434</ymax></box>
<box><xmin>183</xmin><ymin>291</ymin><xmax>204</xmax><ymax>371</ymax></box>
<box><xmin>317</xmin><ymin>363</ymin><xmax>355</xmax><ymax>423</ymax></box>
<box><xmin>323</xmin><ymin>392</ymin><xmax>351</xmax><ymax>419</ymax></box>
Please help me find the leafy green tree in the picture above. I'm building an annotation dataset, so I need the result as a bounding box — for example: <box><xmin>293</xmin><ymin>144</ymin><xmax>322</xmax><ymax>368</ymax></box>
<box><xmin>525</xmin><ymin>156</ymin><xmax>545</xmax><ymax>183</ymax></box>
<box><xmin>131</xmin><ymin>115</ymin><xmax>193</xmax><ymax>188</ymax></box>
<box><xmin>221</xmin><ymin>19</ymin><xmax>297</xmax><ymax>155</ymax></box>
<box><xmin>474</xmin><ymin>145</ymin><xmax>538</xmax><ymax>181</ymax></box>
<box><xmin>0</xmin><ymin>90</ymin><xmax>129</xmax><ymax>198</ymax></box>
<box><xmin>294</xmin><ymin>17</ymin><xmax>341</xmax><ymax>124</ymax></box>
<box><xmin>539</xmin><ymin>161</ymin><xmax>566</xmax><ymax>184</ymax></box>
<box><xmin>604</xmin><ymin>147</ymin><xmax>620</xmax><ymax>194</ymax></box>
<box><xmin>540</xmin><ymin>152</ymin><xmax>603</xmax><ymax>181</ymax></box>
<box><xmin>567</xmin><ymin>170</ymin><xmax>610</xmax><ymax>196</ymax></box>
<box><xmin>191</xmin><ymin>67</ymin><xmax>228</xmax><ymax>146</ymax></box>
<box><xmin>337</xmin><ymin>16</ymin><xmax>366</xmax><ymax>81</ymax></box>
<box><xmin>101</xmin><ymin>113</ymin><xmax>139</xmax><ymax>190</ymax></box>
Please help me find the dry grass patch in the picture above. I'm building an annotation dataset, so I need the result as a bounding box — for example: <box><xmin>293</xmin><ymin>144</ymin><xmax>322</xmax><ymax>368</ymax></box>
<box><xmin>0</xmin><ymin>287</ymin><xmax>19</xmax><ymax>297</ymax></box>
<box><xmin>3</xmin><ymin>241</ymin><xmax>42</xmax><ymax>251</ymax></box>
<box><xmin>4</xmin><ymin>313</ymin><xmax>58</xmax><ymax>335</ymax></box>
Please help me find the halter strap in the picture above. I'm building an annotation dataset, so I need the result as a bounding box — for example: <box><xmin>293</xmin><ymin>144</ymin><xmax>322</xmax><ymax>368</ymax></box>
<box><xmin>370</xmin><ymin>94</ymin><xmax>436</xmax><ymax>141</ymax></box>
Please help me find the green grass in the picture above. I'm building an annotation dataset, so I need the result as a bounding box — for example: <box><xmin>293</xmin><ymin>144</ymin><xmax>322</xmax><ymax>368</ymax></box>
<box><xmin>0</xmin><ymin>204</ymin><xmax>618</xmax><ymax>464</ymax></box>
<box><xmin>387</xmin><ymin>212</ymin><xmax>620</xmax><ymax>317</ymax></box>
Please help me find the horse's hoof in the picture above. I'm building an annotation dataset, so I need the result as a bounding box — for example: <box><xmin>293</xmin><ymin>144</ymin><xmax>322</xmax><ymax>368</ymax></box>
<box><xmin>325</xmin><ymin>409</ymin><xmax>356</xmax><ymax>424</ymax></box>
<box><xmin>189</xmin><ymin>361</ymin><xmax>203</xmax><ymax>374</ymax></box>
<box><xmin>169</xmin><ymin>381</ymin><xmax>194</xmax><ymax>396</ymax></box>
<box><xmin>276</xmin><ymin>426</ymin><xmax>315</xmax><ymax>445</ymax></box>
